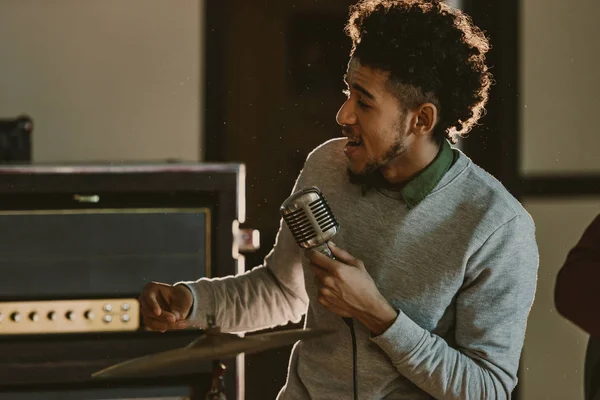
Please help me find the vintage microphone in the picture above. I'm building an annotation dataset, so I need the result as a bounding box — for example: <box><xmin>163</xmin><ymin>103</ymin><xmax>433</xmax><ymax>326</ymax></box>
<box><xmin>280</xmin><ymin>186</ymin><xmax>358</xmax><ymax>400</ymax></box>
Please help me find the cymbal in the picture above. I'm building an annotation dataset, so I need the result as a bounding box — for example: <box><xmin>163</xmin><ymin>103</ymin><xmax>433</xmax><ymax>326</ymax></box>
<box><xmin>92</xmin><ymin>328</ymin><xmax>334</xmax><ymax>379</ymax></box>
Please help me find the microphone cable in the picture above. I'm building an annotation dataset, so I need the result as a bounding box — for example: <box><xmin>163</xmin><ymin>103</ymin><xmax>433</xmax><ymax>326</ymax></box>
<box><xmin>343</xmin><ymin>317</ymin><xmax>358</xmax><ymax>400</ymax></box>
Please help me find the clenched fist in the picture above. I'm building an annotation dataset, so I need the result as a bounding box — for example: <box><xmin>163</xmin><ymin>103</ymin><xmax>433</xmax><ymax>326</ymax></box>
<box><xmin>138</xmin><ymin>282</ymin><xmax>193</xmax><ymax>332</ymax></box>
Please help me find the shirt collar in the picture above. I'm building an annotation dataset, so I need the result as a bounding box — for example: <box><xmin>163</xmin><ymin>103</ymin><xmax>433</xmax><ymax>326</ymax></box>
<box><xmin>400</xmin><ymin>139</ymin><xmax>455</xmax><ymax>208</ymax></box>
<box><xmin>361</xmin><ymin>140</ymin><xmax>455</xmax><ymax>208</ymax></box>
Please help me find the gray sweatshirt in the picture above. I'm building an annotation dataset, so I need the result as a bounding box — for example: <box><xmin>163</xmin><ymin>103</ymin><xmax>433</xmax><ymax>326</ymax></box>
<box><xmin>181</xmin><ymin>138</ymin><xmax>539</xmax><ymax>400</ymax></box>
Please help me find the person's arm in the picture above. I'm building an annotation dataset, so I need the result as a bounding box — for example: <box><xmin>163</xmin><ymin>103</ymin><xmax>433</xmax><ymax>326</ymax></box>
<box><xmin>176</xmin><ymin>157</ymin><xmax>317</xmax><ymax>333</ymax></box>
<box><xmin>178</xmin><ymin>220</ymin><xmax>307</xmax><ymax>333</ymax></box>
<box><xmin>555</xmin><ymin>214</ymin><xmax>600</xmax><ymax>337</ymax></box>
<box><xmin>370</xmin><ymin>215</ymin><xmax>539</xmax><ymax>400</ymax></box>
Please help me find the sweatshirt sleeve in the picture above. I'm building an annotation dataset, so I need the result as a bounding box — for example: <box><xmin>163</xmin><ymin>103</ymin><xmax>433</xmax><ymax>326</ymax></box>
<box><xmin>555</xmin><ymin>214</ymin><xmax>600</xmax><ymax>337</ymax></box>
<box><xmin>371</xmin><ymin>215</ymin><xmax>539</xmax><ymax>399</ymax></box>
<box><xmin>175</xmin><ymin>163</ymin><xmax>315</xmax><ymax>333</ymax></box>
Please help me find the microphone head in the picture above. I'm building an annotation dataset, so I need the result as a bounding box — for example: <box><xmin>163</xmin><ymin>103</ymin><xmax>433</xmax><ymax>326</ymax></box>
<box><xmin>279</xmin><ymin>186</ymin><xmax>339</xmax><ymax>250</ymax></box>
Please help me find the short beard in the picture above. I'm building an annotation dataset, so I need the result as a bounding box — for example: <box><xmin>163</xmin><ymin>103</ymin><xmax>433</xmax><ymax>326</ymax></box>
<box><xmin>347</xmin><ymin>137</ymin><xmax>407</xmax><ymax>188</ymax></box>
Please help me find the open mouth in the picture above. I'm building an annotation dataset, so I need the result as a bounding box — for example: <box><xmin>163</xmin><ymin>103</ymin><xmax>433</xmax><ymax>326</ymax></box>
<box><xmin>346</xmin><ymin>138</ymin><xmax>362</xmax><ymax>147</ymax></box>
<box><xmin>344</xmin><ymin>137</ymin><xmax>363</xmax><ymax>158</ymax></box>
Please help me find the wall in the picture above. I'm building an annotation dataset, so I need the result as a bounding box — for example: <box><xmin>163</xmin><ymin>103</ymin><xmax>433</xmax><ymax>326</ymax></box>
<box><xmin>520</xmin><ymin>0</ymin><xmax>600</xmax><ymax>175</ymax></box>
<box><xmin>519</xmin><ymin>0</ymin><xmax>600</xmax><ymax>399</ymax></box>
<box><xmin>0</xmin><ymin>0</ymin><xmax>203</xmax><ymax>163</ymax></box>
<box><xmin>521</xmin><ymin>199</ymin><xmax>600</xmax><ymax>400</ymax></box>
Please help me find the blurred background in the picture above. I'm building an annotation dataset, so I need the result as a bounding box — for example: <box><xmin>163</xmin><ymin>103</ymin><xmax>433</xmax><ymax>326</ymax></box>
<box><xmin>0</xmin><ymin>0</ymin><xmax>598</xmax><ymax>399</ymax></box>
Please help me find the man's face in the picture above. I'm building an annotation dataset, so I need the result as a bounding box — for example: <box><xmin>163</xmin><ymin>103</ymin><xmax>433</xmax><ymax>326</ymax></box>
<box><xmin>336</xmin><ymin>58</ymin><xmax>411</xmax><ymax>177</ymax></box>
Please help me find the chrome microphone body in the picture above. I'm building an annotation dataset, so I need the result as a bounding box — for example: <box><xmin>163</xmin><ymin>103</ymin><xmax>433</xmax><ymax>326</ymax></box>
<box><xmin>279</xmin><ymin>186</ymin><xmax>339</xmax><ymax>257</ymax></box>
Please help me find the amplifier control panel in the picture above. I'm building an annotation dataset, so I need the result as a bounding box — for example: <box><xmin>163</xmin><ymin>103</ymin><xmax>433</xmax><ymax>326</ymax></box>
<box><xmin>0</xmin><ymin>299</ymin><xmax>139</xmax><ymax>335</ymax></box>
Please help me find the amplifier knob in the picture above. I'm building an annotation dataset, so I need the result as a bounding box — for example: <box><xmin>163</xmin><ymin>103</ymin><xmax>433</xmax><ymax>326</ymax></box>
<box><xmin>65</xmin><ymin>311</ymin><xmax>75</xmax><ymax>321</ymax></box>
<box><xmin>103</xmin><ymin>304</ymin><xmax>112</xmax><ymax>312</ymax></box>
<box><xmin>10</xmin><ymin>312</ymin><xmax>21</xmax><ymax>322</ymax></box>
<box><xmin>103</xmin><ymin>315</ymin><xmax>112</xmax><ymax>323</ymax></box>
<box><xmin>121</xmin><ymin>303</ymin><xmax>130</xmax><ymax>311</ymax></box>
<box><xmin>47</xmin><ymin>311</ymin><xmax>57</xmax><ymax>321</ymax></box>
<box><xmin>84</xmin><ymin>310</ymin><xmax>95</xmax><ymax>320</ymax></box>
<box><xmin>28</xmin><ymin>312</ymin><xmax>39</xmax><ymax>322</ymax></box>
<box><xmin>121</xmin><ymin>314</ymin><xmax>130</xmax><ymax>323</ymax></box>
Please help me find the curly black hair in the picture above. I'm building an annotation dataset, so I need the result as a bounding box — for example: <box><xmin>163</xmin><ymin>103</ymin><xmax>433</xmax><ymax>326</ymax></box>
<box><xmin>345</xmin><ymin>0</ymin><xmax>492</xmax><ymax>143</ymax></box>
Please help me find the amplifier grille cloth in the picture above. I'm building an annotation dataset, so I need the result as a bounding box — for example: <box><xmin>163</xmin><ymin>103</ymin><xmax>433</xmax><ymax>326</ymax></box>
<box><xmin>0</xmin><ymin>208</ymin><xmax>210</xmax><ymax>298</ymax></box>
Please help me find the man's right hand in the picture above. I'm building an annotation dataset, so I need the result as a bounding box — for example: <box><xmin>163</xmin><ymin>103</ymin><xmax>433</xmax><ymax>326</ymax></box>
<box><xmin>139</xmin><ymin>282</ymin><xmax>194</xmax><ymax>332</ymax></box>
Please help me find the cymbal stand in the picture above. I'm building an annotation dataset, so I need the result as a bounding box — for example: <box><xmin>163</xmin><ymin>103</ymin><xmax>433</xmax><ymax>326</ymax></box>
<box><xmin>204</xmin><ymin>315</ymin><xmax>227</xmax><ymax>400</ymax></box>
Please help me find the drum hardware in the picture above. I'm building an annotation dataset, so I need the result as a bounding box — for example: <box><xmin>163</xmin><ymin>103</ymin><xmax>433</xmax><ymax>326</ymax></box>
<box><xmin>92</xmin><ymin>315</ymin><xmax>334</xmax><ymax>399</ymax></box>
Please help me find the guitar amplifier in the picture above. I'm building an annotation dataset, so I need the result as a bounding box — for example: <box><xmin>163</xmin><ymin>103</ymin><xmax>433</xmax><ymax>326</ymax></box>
<box><xmin>0</xmin><ymin>163</ymin><xmax>254</xmax><ymax>400</ymax></box>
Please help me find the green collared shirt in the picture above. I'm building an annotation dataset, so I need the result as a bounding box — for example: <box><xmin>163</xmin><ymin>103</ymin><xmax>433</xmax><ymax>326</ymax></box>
<box><xmin>365</xmin><ymin>140</ymin><xmax>456</xmax><ymax>208</ymax></box>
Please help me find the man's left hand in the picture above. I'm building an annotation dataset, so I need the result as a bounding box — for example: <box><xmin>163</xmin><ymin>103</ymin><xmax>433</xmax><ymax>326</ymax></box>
<box><xmin>309</xmin><ymin>242</ymin><xmax>399</xmax><ymax>335</ymax></box>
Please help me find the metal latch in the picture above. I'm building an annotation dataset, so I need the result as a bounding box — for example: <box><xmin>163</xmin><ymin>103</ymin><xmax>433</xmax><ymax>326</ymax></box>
<box><xmin>236</xmin><ymin>228</ymin><xmax>260</xmax><ymax>252</ymax></box>
<box><xmin>232</xmin><ymin>220</ymin><xmax>260</xmax><ymax>256</ymax></box>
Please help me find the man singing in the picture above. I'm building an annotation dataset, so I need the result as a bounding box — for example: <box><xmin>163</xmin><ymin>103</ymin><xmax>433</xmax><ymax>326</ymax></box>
<box><xmin>139</xmin><ymin>1</ymin><xmax>539</xmax><ymax>398</ymax></box>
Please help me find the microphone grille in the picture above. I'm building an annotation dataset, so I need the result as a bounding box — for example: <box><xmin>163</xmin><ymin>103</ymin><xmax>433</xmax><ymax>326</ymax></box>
<box><xmin>308</xmin><ymin>196</ymin><xmax>337</xmax><ymax>233</ymax></box>
<box><xmin>280</xmin><ymin>187</ymin><xmax>339</xmax><ymax>249</ymax></box>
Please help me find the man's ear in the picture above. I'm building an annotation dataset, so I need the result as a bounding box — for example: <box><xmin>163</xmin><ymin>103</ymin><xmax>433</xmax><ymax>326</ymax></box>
<box><xmin>412</xmin><ymin>103</ymin><xmax>438</xmax><ymax>137</ymax></box>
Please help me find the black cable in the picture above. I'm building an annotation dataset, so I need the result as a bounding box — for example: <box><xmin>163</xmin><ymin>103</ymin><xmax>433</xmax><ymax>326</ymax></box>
<box><xmin>343</xmin><ymin>317</ymin><xmax>358</xmax><ymax>400</ymax></box>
